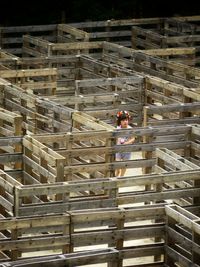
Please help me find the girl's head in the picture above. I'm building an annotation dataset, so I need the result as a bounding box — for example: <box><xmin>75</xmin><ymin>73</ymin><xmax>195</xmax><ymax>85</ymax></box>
<box><xmin>116</xmin><ymin>110</ymin><xmax>131</xmax><ymax>126</ymax></box>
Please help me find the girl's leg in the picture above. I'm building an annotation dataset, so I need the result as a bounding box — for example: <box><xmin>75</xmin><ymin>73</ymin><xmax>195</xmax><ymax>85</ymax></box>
<box><xmin>120</xmin><ymin>153</ymin><xmax>131</xmax><ymax>176</ymax></box>
<box><xmin>115</xmin><ymin>154</ymin><xmax>122</xmax><ymax>177</ymax></box>
<box><xmin>120</xmin><ymin>168</ymin><xmax>126</xmax><ymax>177</ymax></box>
<box><xmin>115</xmin><ymin>168</ymin><xmax>121</xmax><ymax>177</ymax></box>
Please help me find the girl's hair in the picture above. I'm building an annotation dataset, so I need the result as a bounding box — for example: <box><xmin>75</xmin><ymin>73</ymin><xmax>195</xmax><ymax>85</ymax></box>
<box><xmin>116</xmin><ymin>110</ymin><xmax>130</xmax><ymax>126</ymax></box>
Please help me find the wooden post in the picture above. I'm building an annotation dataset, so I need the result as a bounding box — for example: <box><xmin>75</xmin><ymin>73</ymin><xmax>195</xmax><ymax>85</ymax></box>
<box><xmin>115</xmin><ymin>211</ymin><xmax>125</xmax><ymax>267</ymax></box>
<box><xmin>192</xmin><ymin>219</ymin><xmax>200</xmax><ymax>264</ymax></box>
<box><xmin>105</xmin><ymin>134</ymin><xmax>115</xmax><ymax>178</ymax></box>
<box><xmin>11</xmin><ymin>228</ymin><xmax>19</xmax><ymax>260</ymax></box>
<box><xmin>0</xmin><ymin>117</ymin><xmax>4</xmax><ymax>170</ymax></box>
<box><xmin>164</xmin><ymin>213</ymin><xmax>177</xmax><ymax>267</ymax></box>
<box><xmin>143</xmin><ymin>132</ymin><xmax>153</xmax><ymax>203</ymax></box>
<box><xmin>14</xmin><ymin>116</ymin><xmax>23</xmax><ymax>170</ymax></box>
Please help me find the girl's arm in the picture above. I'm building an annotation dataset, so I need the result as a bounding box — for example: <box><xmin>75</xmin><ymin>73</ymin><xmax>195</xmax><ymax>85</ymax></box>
<box><xmin>124</xmin><ymin>136</ymin><xmax>135</xmax><ymax>145</ymax></box>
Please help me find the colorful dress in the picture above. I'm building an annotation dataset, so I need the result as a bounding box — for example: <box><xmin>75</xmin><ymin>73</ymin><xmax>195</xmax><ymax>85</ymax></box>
<box><xmin>116</xmin><ymin>125</ymin><xmax>132</xmax><ymax>160</ymax></box>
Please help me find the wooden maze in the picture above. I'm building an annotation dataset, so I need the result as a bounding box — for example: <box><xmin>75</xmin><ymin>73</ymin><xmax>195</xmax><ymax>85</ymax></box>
<box><xmin>0</xmin><ymin>15</ymin><xmax>200</xmax><ymax>267</ymax></box>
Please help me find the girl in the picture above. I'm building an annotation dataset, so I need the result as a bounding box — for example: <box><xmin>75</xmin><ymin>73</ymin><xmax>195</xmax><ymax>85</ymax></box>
<box><xmin>115</xmin><ymin>111</ymin><xmax>135</xmax><ymax>177</ymax></box>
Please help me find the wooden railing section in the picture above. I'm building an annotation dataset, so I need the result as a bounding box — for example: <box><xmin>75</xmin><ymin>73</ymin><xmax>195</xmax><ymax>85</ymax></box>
<box><xmin>0</xmin><ymin>204</ymin><xmax>199</xmax><ymax>266</ymax></box>
<box><xmin>0</xmin><ymin>24</ymin><xmax>57</xmax><ymax>55</ymax></box>
<box><xmin>102</xmin><ymin>42</ymin><xmax>200</xmax><ymax>88</ymax></box>
<box><xmin>0</xmin><ymin>83</ymin><xmax>73</xmax><ymax>134</ymax></box>
<box><xmin>0</xmin><ymin>203</ymin><xmax>166</xmax><ymax>263</ymax></box>
<box><xmin>0</xmin><ymin>248</ymin><xmax>119</xmax><ymax>267</ymax></box>
<box><xmin>0</xmin><ymin>109</ymin><xmax>23</xmax><ymax>170</ymax></box>
<box><xmin>165</xmin><ymin>204</ymin><xmax>200</xmax><ymax>267</ymax></box>
<box><xmin>0</xmin><ymin>68</ymin><xmax>57</xmax><ymax>95</ymax></box>
<box><xmin>0</xmin><ymin>15</ymin><xmax>199</xmax><ymax>266</ymax></box>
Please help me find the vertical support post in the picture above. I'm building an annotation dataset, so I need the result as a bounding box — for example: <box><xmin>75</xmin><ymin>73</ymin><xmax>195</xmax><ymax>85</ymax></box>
<box><xmin>14</xmin><ymin>116</ymin><xmax>23</xmax><ymax>170</ymax></box>
<box><xmin>164</xmin><ymin>211</ymin><xmax>178</xmax><ymax>267</ymax></box>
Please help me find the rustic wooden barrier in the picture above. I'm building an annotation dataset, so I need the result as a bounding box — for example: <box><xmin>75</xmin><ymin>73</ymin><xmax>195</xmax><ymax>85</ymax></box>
<box><xmin>131</xmin><ymin>18</ymin><xmax>200</xmax><ymax>66</ymax></box>
<box><xmin>155</xmin><ymin>147</ymin><xmax>200</xmax><ymax>206</ymax></box>
<box><xmin>102</xmin><ymin>42</ymin><xmax>200</xmax><ymax>88</ymax></box>
<box><xmin>68</xmin><ymin>205</ymin><xmax>165</xmax><ymax>266</ymax></box>
<box><xmin>0</xmin><ymin>15</ymin><xmax>199</xmax><ymax>55</ymax></box>
<box><xmin>21</xmin><ymin>19</ymin><xmax>162</xmax><ymax>56</ymax></box>
<box><xmin>156</xmin><ymin>147</ymin><xmax>200</xmax><ymax>172</ymax></box>
<box><xmin>0</xmin><ymin>16</ymin><xmax>200</xmax><ymax>267</ymax></box>
<box><xmin>0</xmin><ymin>82</ymin><xmax>121</xmax><ymax>134</ymax></box>
<box><xmin>0</xmin><ymin>203</ymin><xmax>200</xmax><ymax>266</ymax></box>
<box><xmin>22</xmin><ymin>35</ymin><xmax>55</xmax><ymax>57</ymax></box>
<box><xmin>22</xmin><ymin>35</ymin><xmax>102</xmax><ymax>57</ymax></box>
<box><xmin>0</xmin><ymin>68</ymin><xmax>57</xmax><ymax>95</ymax></box>
<box><xmin>0</xmin><ymin>212</ymin><xmax>70</xmax><ymax>261</ymax></box>
<box><xmin>2</xmin><ymin>167</ymin><xmax>200</xmax><ymax>217</ymax></box>
<box><xmin>2</xmin><ymin>184</ymin><xmax>200</xmax><ymax>265</ymax></box>
<box><xmin>21</xmin><ymin>33</ymin><xmax>198</xmax><ymax>65</ymax></box>
<box><xmin>142</xmin><ymin>75</ymin><xmax>200</xmax><ymax>126</ymax></box>
<box><xmin>0</xmin><ymin>204</ymin><xmax>165</xmax><ymax>264</ymax></box>
<box><xmin>0</xmin><ymin>53</ymin><xmax>145</xmax><ymax>126</ymax></box>
<box><xmin>165</xmin><ymin>204</ymin><xmax>200</xmax><ymax>267</ymax></box>
<box><xmin>190</xmin><ymin>125</ymin><xmax>200</xmax><ymax>167</ymax></box>
<box><xmin>0</xmin><ymin>24</ymin><xmax>57</xmax><ymax>55</ymax></box>
<box><xmin>0</xmin><ymin>169</ymin><xmax>22</xmax><ymax>217</ymax></box>
<box><xmin>2</xmin><ymin>52</ymin><xmax>199</xmax><ymax>131</ymax></box>
<box><xmin>144</xmin><ymin>121</ymin><xmax>198</xmax><ymax>200</ymax></box>
<box><xmin>0</xmin><ymin>248</ymin><xmax>119</xmax><ymax>267</ymax></box>
<box><xmin>5</xmin><ymin>49</ymin><xmax>199</xmax><ymax>130</ymax></box>
<box><xmin>141</xmin><ymin>47</ymin><xmax>196</xmax><ymax>66</ymax></box>
<box><xmin>132</xmin><ymin>18</ymin><xmax>199</xmax><ymax>47</ymax></box>
<box><xmin>2</xmin><ymin>16</ymin><xmax>193</xmax><ymax>54</ymax></box>
<box><xmin>13</xmin><ymin>178</ymin><xmax>117</xmax><ymax>216</ymax></box>
<box><xmin>70</xmin><ymin>17</ymin><xmax>162</xmax><ymax>47</ymax></box>
<box><xmin>143</xmin><ymin>103</ymin><xmax>200</xmax><ymax>126</ymax></box>
<box><xmin>0</xmin><ymin>134</ymin><xmax>66</xmax><ymax>217</ymax></box>
<box><xmin>70</xmin><ymin>15</ymin><xmax>200</xmax><ymax>47</ymax></box>
<box><xmin>0</xmin><ymin>18</ymin><xmax>158</xmax><ymax>57</ymax></box>
<box><xmin>0</xmin><ymin>109</ymin><xmax>23</xmax><ymax>170</ymax></box>
<box><xmin>30</xmin><ymin>124</ymin><xmax>191</xmax><ymax>181</ymax></box>
<box><xmin>0</xmin><ymin>108</ymin><xmax>22</xmax><ymax>138</ymax></box>
<box><xmin>144</xmin><ymin>75</ymin><xmax>200</xmax><ymax>104</ymax></box>
<box><xmin>57</xmin><ymin>24</ymin><xmax>90</xmax><ymax>43</ymax></box>
<box><xmin>54</xmin><ymin>72</ymin><xmax>143</xmax><ymax>119</ymax></box>
<box><xmin>0</xmin><ymin>123</ymin><xmax>196</xmax><ymax>218</ymax></box>
<box><xmin>73</xmin><ymin>75</ymin><xmax>144</xmax><ymax>126</ymax></box>
<box><xmin>0</xmin><ymin>50</ymin><xmax>16</xmax><ymax>59</ymax></box>
<box><xmin>0</xmin><ymin>61</ymin><xmax>144</xmax><ymax>128</ymax></box>
<box><xmin>132</xmin><ymin>24</ymin><xmax>197</xmax><ymax>65</ymax></box>
<box><xmin>0</xmin><ymin>52</ymin><xmax>198</xmax><ymax>130</ymax></box>
<box><xmin>0</xmin><ymin>136</ymin><xmax>23</xmax><ymax>173</ymax></box>
<box><xmin>12</xmin><ymin>40</ymin><xmax>199</xmax><ymax>114</ymax></box>
<box><xmin>142</xmin><ymin>123</ymin><xmax>199</xmax><ymax>176</ymax></box>
<box><xmin>0</xmin><ymin>82</ymin><xmax>74</xmax><ymax>134</ymax></box>
<box><xmin>0</xmin><ymin>134</ymin><xmax>199</xmax><ymax>264</ymax></box>
<box><xmin>1</xmin><ymin>45</ymin><xmax>199</xmax><ymax>130</ymax></box>
<box><xmin>23</xmin><ymin>135</ymin><xmax>65</xmax><ymax>184</ymax></box>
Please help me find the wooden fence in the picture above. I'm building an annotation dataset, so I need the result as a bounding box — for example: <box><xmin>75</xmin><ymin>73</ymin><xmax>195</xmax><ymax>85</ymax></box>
<box><xmin>11</xmin><ymin>170</ymin><xmax>200</xmax><ymax>217</ymax></box>
<box><xmin>0</xmin><ymin>124</ymin><xmax>199</xmax><ymax>218</ymax></box>
<box><xmin>132</xmin><ymin>18</ymin><xmax>200</xmax><ymax>64</ymax></box>
<box><xmin>165</xmin><ymin>204</ymin><xmax>200</xmax><ymax>266</ymax></box>
<box><xmin>0</xmin><ymin>109</ymin><xmax>22</xmax><ymax>171</ymax></box>
<box><xmin>22</xmin><ymin>34</ymin><xmax>102</xmax><ymax>57</ymax></box>
<box><xmin>0</xmin><ymin>15</ymin><xmax>200</xmax><ymax>266</ymax></box>
<box><xmin>0</xmin><ymin>204</ymin><xmax>199</xmax><ymax>266</ymax></box>
<box><xmin>0</xmin><ymin>248</ymin><xmax>119</xmax><ymax>267</ymax></box>
<box><xmin>0</xmin><ymin>204</ymin><xmax>165</xmax><ymax>264</ymax></box>
<box><xmin>31</xmin><ymin>124</ymin><xmax>192</xmax><ymax>180</ymax></box>
<box><xmin>0</xmin><ymin>82</ymin><xmax>73</xmax><ymax>134</ymax></box>
<box><xmin>0</xmin><ymin>68</ymin><xmax>57</xmax><ymax>95</ymax></box>
<box><xmin>0</xmin><ymin>24</ymin><xmax>57</xmax><ymax>55</ymax></box>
